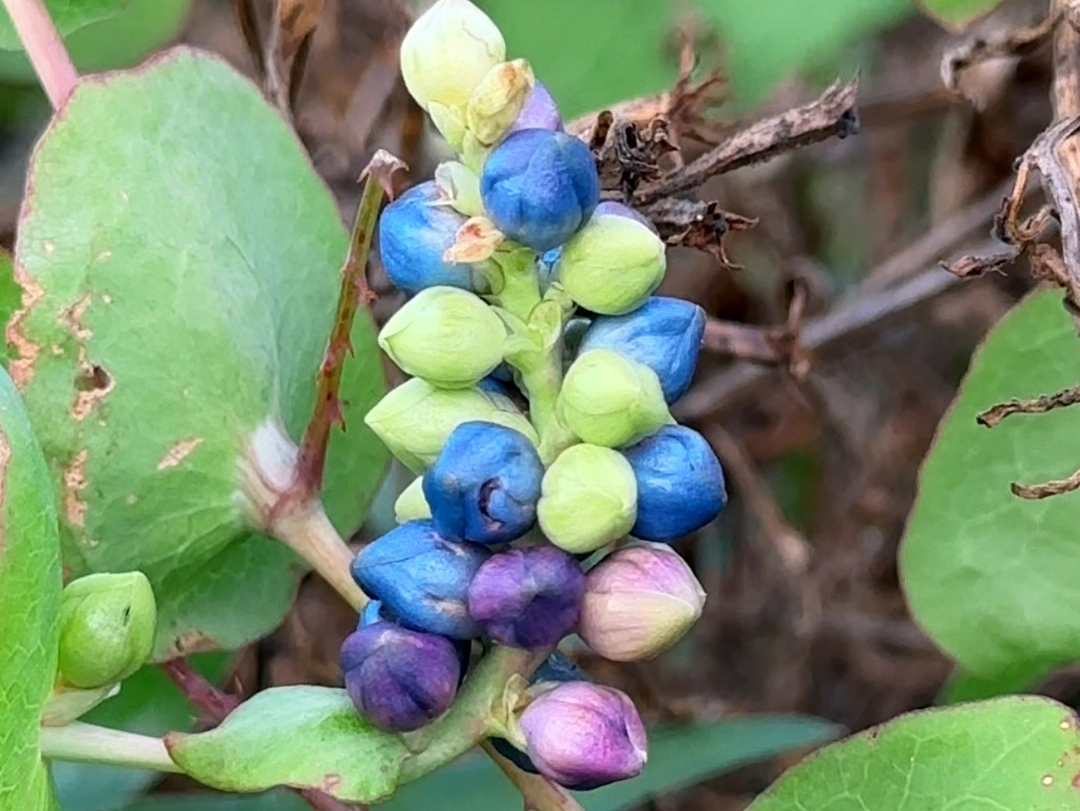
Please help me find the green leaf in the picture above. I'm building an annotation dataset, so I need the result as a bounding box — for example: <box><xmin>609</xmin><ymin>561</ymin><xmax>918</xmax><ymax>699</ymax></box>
<box><xmin>938</xmin><ymin>662</ymin><xmax>1049</xmax><ymax>706</ymax></box>
<box><xmin>696</xmin><ymin>0</ymin><xmax>912</xmax><ymax>107</ymax></box>
<box><xmin>165</xmin><ymin>686</ymin><xmax>410</xmax><ymax>802</ymax></box>
<box><xmin>917</xmin><ymin>0</ymin><xmax>1007</xmax><ymax>31</ymax></box>
<box><xmin>0</xmin><ymin>249</ymin><xmax>21</xmax><ymax>363</ymax></box>
<box><xmin>0</xmin><ymin>366</ymin><xmax>62</xmax><ymax>811</ymax></box>
<box><xmin>747</xmin><ymin>696</ymin><xmax>1080</xmax><ymax>810</ymax></box>
<box><xmin>13</xmin><ymin>47</ymin><xmax>386</xmax><ymax>660</ymax></box>
<box><xmin>52</xmin><ymin>653</ymin><xmax>229</xmax><ymax>811</ymax></box>
<box><xmin>899</xmin><ymin>290</ymin><xmax>1080</xmax><ymax>677</ymax></box>
<box><xmin>0</xmin><ymin>0</ymin><xmax>192</xmax><ymax>82</ymax></box>
<box><xmin>477</xmin><ymin>0</ymin><xmax>677</xmax><ymax>120</ymax></box>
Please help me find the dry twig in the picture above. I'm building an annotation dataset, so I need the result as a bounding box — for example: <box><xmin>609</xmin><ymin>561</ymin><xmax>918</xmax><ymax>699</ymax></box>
<box><xmin>977</xmin><ymin>383</ymin><xmax>1080</xmax><ymax>427</ymax></box>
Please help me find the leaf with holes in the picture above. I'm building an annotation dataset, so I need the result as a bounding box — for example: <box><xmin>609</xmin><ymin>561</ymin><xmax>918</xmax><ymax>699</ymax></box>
<box><xmin>747</xmin><ymin>696</ymin><xmax>1080</xmax><ymax>810</ymax></box>
<box><xmin>917</xmin><ymin>0</ymin><xmax>1009</xmax><ymax>31</ymax></box>
<box><xmin>900</xmin><ymin>290</ymin><xmax>1080</xmax><ymax>678</ymax></box>
<box><xmin>12</xmin><ymin>47</ymin><xmax>386</xmax><ymax>661</ymax></box>
<box><xmin>165</xmin><ymin>686</ymin><xmax>410</xmax><ymax>802</ymax></box>
<box><xmin>0</xmin><ymin>366</ymin><xmax>62</xmax><ymax>811</ymax></box>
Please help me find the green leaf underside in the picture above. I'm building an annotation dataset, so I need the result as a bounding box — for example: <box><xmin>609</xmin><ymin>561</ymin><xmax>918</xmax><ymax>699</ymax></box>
<box><xmin>13</xmin><ymin>47</ymin><xmax>386</xmax><ymax>660</ymax></box>
<box><xmin>917</xmin><ymin>0</ymin><xmax>1008</xmax><ymax>30</ymax></box>
<box><xmin>52</xmin><ymin>653</ymin><xmax>229</xmax><ymax>811</ymax></box>
<box><xmin>117</xmin><ymin>714</ymin><xmax>835</xmax><ymax>811</ymax></box>
<box><xmin>165</xmin><ymin>686</ymin><xmax>410</xmax><ymax>803</ymax></box>
<box><xmin>747</xmin><ymin>696</ymin><xmax>1080</xmax><ymax>810</ymax></box>
<box><xmin>0</xmin><ymin>366</ymin><xmax>62</xmax><ymax>811</ymax></box>
<box><xmin>899</xmin><ymin>290</ymin><xmax>1080</xmax><ymax>677</ymax></box>
<box><xmin>0</xmin><ymin>0</ymin><xmax>193</xmax><ymax>82</ymax></box>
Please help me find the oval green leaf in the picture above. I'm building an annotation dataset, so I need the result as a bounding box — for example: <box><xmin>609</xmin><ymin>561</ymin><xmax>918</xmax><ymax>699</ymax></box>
<box><xmin>899</xmin><ymin>290</ymin><xmax>1080</xmax><ymax>677</ymax></box>
<box><xmin>165</xmin><ymin>686</ymin><xmax>410</xmax><ymax>803</ymax></box>
<box><xmin>0</xmin><ymin>366</ymin><xmax>62</xmax><ymax>811</ymax></box>
<box><xmin>748</xmin><ymin>696</ymin><xmax>1080</xmax><ymax>810</ymax></box>
<box><xmin>12</xmin><ymin>47</ymin><xmax>386</xmax><ymax>660</ymax></box>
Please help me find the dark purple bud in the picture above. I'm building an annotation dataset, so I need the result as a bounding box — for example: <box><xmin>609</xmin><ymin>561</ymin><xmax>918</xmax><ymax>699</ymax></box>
<box><xmin>481</xmin><ymin>129</ymin><xmax>600</xmax><ymax>252</ymax></box>
<box><xmin>578</xmin><ymin>296</ymin><xmax>705</xmax><ymax>402</ymax></box>
<box><xmin>519</xmin><ymin>681</ymin><xmax>647</xmax><ymax>789</ymax></box>
<box><xmin>424</xmin><ymin>422</ymin><xmax>544</xmax><ymax>545</ymax></box>
<box><xmin>506</xmin><ymin>80</ymin><xmax>563</xmax><ymax>135</ymax></box>
<box><xmin>350</xmin><ymin>520</ymin><xmax>490</xmax><ymax>639</ymax></box>
<box><xmin>340</xmin><ymin>622</ymin><xmax>461</xmax><ymax>732</ymax></box>
<box><xmin>621</xmin><ymin>425</ymin><xmax>727</xmax><ymax>542</ymax></box>
<box><xmin>467</xmin><ymin>546</ymin><xmax>584</xmax><ymax>648</ymax></box>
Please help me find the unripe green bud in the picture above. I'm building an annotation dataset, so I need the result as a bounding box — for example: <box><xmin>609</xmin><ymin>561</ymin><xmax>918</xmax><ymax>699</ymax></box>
<box><xmin>58</xmin><ymin>572</ymin><xmax>156</xmax><ymax>689</ymax></box>
<box><xmin>400</xmin><ymin>0</ymin><xmax>505</xmax><ymax>133</ymax></box>
<box><xmin>557</xmin><ymin>350</ymin><xmax>671</xmax><ymax>447</ymax></box>
<box><xmin>466</xmin><ymin>59</ymin><xmax>534</xmax><ymax>146</ymax></box>
<box><xmin>556</xmin><ymin>211</ymin><xmax>666</xmax><ymax>315</ymax></box>
<box><xmin>378</xmin><ymin>287</ymin><xmax>507</xmax><ymax>387</ymax></box>
<box><xmin>365</xmin><ymin>378</ymin><xmax>538</xmax><ymax>472</ymax></box>
<box><xmin>435</xmin><ymin>161</ymin><xmax>484</xmax><ymax>217</ymax></box>
<box><xmin>395</xmin><ymin>476</ymin><xmax>432</xmax><ymax>522</ymax></box>
<box><xmin>538</xmin><ymin>444</ymin><xmax>637</xmax><ymax>554</ymax></box>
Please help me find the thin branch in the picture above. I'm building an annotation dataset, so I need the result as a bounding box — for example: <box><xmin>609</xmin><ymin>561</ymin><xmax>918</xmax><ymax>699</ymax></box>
<box><xmin>1012</xmin><ymin>467</ymin><xmax>1080</xmax><ymax>499</ymax></box>
<box><xmin>978</xmin><ymin>384</ymin><xmax>1080</xmax><ymax>428</ymax></box>
<box><xmin>41</xmin><ymin>723</ymin><xmax>182</xmax><ymax>773</ymax></box>
<box><xmin>161</xmin><ymin>659</ymin><xmax>359</xmax><ymax>811</ymax></box>
<box><xmin>635</xmin><ymin>79</ymin><xmax>860</xmax><ymax>204</ymax></box>
<box><xmin>1</xmin><ymin>0</ymin><xmax>77</xmax><ymax>110</ymax></box>
<box><xmin>293</xmin><ymin>150</ymin><xmax>405</xmax><ymax>501</ymax></box>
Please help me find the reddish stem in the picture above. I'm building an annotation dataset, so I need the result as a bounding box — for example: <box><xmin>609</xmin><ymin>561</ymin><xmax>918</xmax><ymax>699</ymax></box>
<box><xmin>160</xmin><ymin>659</ymin><xmax>362</xmax><ymax>811</ymax></box>
<box><xmin>292</xmin><ymin>150</ymin><xmax>405</xmax><ymax>502</ymax></box>
<box><xmin>1</xmin><ymin>0</ymin><xmax>78</xmax><ymax>110</ymax></box>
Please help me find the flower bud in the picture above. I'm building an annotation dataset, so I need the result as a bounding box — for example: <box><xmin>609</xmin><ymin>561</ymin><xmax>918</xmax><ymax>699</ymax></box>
<box><xmin>378</xmin><ymin>182</ymin><xmax>491</xmax><ymax>294</ymax></box>
<box><xmin>434</xmin><ymin>161</ymin><xmax>484</xmax><ymax>218</ymax></box>
<box><xmin>518</xmin><ymin>682</ymin><xmax>647</xmax><ymax>789</ymax></box>
<box><xmin>341</xmin><ymin>622</ymin><xmax>461</xmax><ymax>732</ymax></box>
<box><xmin>424</xmin><ymin>421</ymin><xmax>543</xmax><ymax>544</ymax></box>
<box><xmin>506</xmin><ymin>80</ymin><xmax>563</xmax><ymax>136</ymax></box>
<box><xmin>395</xmin><ymin>477</ymin><xmax>432</xmax><ymax>523</ymax></box>
<box><xmin>579</xmin><ymin>296</ymin><xmax>706</xmax><ymax>402</ymax></box>
<box><xmin>556</xmin><ymin>349</ymin><xmax>671</xmax><ymax>448</ymax></box>
<box><xmin>364</xmin><ymin>377</ymin><xmax>538</xmax><ymax>472</ymax></box>
<box><xmin>351</xmin><ymin>520</ymin><xmax>490</xmax><ymax>639</ymax></box>
<box><xmin>399</xmin><ymin>0</ymin><xmax>505</xmax><ymax>114</ymax></box>
<box><xmin>467</xmin><ymin>59</ymin><xmax>534</xmax><ymax>146</ymax></box>
<box><xmin>480</xmin><ymin>129</ymin><xmax>599</xmax><ymax>252</ymax></box>
<box><xmin>378</xmin><ymin>287</ymin><xmax>506</xmax><ymax>388</ymax></box>
<box><xmin>467</xmin><ymin>546</ymin><xmax>584</xmax><ymax>648</ymax></box>
<box><xmin>556</xmin><ymin>204</ymin><xmax>666</xmax><ymax>315</ymax></box>
<box><xmin>57</xmin><ymin>572</ymin><xmax>156</xmax><ymax>689</ymax></box>
<box><xmin>578</xmin><ymin>542</ymin><xmax>705</xmax><ymax>661</ymax></box>
<box><xmin>537</xmin><ymin>444</ymin><xmax>636</xmax><ymax>554</ymax></box>
<box><xmin>622</xmin><ymin>425</ymin><xmax>727</xmax><ymax>542</ymax></box>
<box><xmin>593</xmin><ymin>200</ymin><xmax>658</xmax><ymax>233</ymax></box>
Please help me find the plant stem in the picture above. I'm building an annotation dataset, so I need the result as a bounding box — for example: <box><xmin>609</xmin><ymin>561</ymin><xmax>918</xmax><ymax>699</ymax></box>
<box><xmin>274</xmin><ymin>497</ymin><xmax>367</xmax><ymax>610</ymax></box>
<box><xmin>1</xmin><ymin>0</ymin><xmax>77</xmax><ymax>110</ymax></box>
<box><xmin>40</xmin><ymin>722</ymin><xmax>181</xmax><ymax>773</ymax></box>
<box><xmin>294</xmin><ymin>149</ymin><xmax>405</xmax><ymax>502</ymax></box>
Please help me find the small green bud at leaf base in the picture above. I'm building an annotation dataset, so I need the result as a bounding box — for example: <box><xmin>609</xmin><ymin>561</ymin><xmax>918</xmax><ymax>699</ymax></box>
<box><xmin>557</xmin><ymin>350</ymin><xmax>671</xmax><ymax>447</ymax></box>
<box><xmin>58</xmin><ymin>572</ymin><xmax>157</xmax><ymax>689</ymax></box>
<box><xmin>467</xmin><ymin>59</ymin><xmax>535</xmax><ymax>146</ymax></box>
<box><xmin>435</xmin><ymin>161</ymin><xmax>484</xmax><ymax>217</ymax></box>
<box><xmin>399</xmin><ymin>0</ymin><xmax>505</xmax><ymax>114</ymax></box>
<box><xmin>538</xmin><ymin>444</ymin><xmax>637</xmax><ymax>554</ymax></box>
<box><xmin>395</xmin><ymin>476</ymin><xmax>432</xmax><ymax>523</ymax></box>
<box><xmin>365</xmin><ymin>378</ymin><xmax>538</xmax><ymax>472</ymax></box>
<box><xmin>378</xmin><ymin>287</ymin><xmax>507</xmax><ymax>387</ymax></box>
<box><xmin>557</xmin><ymin>213</ymin><xmax>666</xmax><ymax>315</ymax></box>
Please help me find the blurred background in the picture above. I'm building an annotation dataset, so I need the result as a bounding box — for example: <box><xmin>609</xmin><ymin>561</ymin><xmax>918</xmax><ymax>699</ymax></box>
<box><xmin>11</xmin><ymin>0</ymin><xmax>1072</xmax><ymax>809</ymax></box>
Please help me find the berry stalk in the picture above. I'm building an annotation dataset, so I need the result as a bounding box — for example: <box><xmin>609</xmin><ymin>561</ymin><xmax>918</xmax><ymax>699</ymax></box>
<box><xmin>1</xmin><ymin>0</ymin><xmax>77</xmax><ymax>109</ymax></box>
<box><xmin>40</xmin><ymin>722</ymin><xmax>182</xmax><ymax>773</ymax></box>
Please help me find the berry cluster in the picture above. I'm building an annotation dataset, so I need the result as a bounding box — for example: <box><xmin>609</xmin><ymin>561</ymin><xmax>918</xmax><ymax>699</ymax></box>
<box><xmin>340</xmin><ymin>0</ymin><xmax>727</xmax><ymax>790</ymax></box>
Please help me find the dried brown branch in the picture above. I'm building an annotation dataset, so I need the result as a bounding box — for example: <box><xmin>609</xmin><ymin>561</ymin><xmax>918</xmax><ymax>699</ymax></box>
<box><xmin>293</xmin><ymin>151</ymin><xmax>405</xmax><ymax>502</ymax></box>
<box><xmin>978</xmin><ymin>383</ymin><xmax>1080</xmax><ymax>427</ymax></box>
<box><xmin>703</xmin><ymin>320</ymin><xmax>791</xmax><ymax>363</ymax></box>
<box><xmin>635</xmin><ymin>79</ymin><xmax>860</xmax><ymax>204</ymax></box>
<box><xmin>234</xmin><ymin>0</ymin><xmax>265</xmax><ymax>76</ymax></box>
<box><xmin>941</xmin><ymin>9</ymin><xmax>1058</xmax><ymax>95</ymax></box>
<box><xmin>640</xmin><ymin>198</ymin><xmax>756</xmax><ymax>262</ymax></box>
<box><xmin>1012</xmin><ymin>467</ymin><xmax>1080</xmax><ymax>499</ymax></box>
